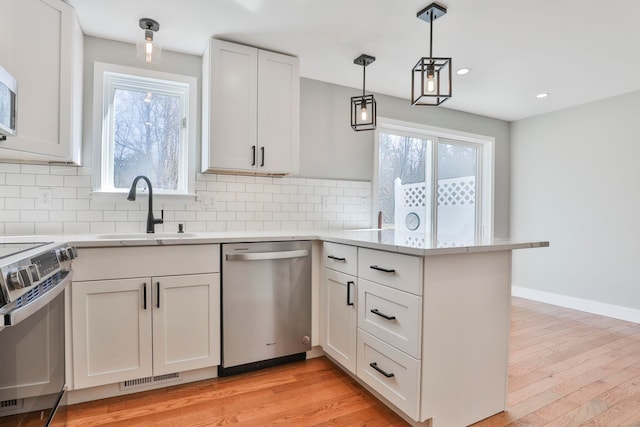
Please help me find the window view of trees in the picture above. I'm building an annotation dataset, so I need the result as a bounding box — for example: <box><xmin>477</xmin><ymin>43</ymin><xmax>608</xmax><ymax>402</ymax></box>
<box><xmin>377</xmin><ymin>132</ymin><xmax>481</xmax><ymax>232</ymax></box>
<box><xmin>112</xmin><ymin>88</ymin><xmax>182</xmax><ymax>191</ymax></box>
<box><xmin>438</xmin><ymin>141</ymin><xmax>477</xmax><ymax>179</ymax></box>
<box><xmin>0</xmin><ymin>83</ymin><xmax>11</xmax><ymax>128</ymax></box>
<box><xmin>378</xmin><ymin>133</ymin><xmax>430</xmax><ymax>226</ymax></box>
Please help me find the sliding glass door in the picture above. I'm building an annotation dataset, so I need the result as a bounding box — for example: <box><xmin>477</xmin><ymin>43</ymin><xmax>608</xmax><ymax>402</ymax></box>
<box><xmin>374</xmin><ymin>119</ymin><xmax>491</xmax><ymax>244</ymax></box>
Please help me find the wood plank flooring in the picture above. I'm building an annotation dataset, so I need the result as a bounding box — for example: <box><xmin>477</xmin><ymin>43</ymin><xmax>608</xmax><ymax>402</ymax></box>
<box><xmin>67</xmin><ymin>297</ymin><xmax>640</xmax><ymax>426</ymax></box>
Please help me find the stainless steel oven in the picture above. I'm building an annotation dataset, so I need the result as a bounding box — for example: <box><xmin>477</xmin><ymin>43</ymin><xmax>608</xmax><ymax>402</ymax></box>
<box><xmin>0</xmin><ymin>242</ymin><xmax>76</xmax><ymax>426</ymax></box>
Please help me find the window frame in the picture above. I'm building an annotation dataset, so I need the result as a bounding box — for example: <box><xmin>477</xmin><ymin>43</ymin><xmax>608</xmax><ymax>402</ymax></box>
<box><xmin>92</xmin><ymin>62</ymin><xmax>197</xmax><ymax>196</ymax></box>
<box><xmin>373</xmin><ymin>117</ymin><xmax>495</xmax><ymax>239</ymax></box>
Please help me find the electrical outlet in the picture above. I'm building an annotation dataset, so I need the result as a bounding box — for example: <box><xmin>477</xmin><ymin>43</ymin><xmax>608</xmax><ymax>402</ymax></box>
<box><xmin>202</xmin><ymin>193</ymin><xmax>216</xmax><ymax>208</ymax></box>
<box><xmin>36</xmin><ymin>188</ymin><xmax>53</xmax><ymax>209</ymax></box>
<box><xmin>321</xmin><ymin>196</ymin><xmax>329</xmax><ymax>211</ymax></box>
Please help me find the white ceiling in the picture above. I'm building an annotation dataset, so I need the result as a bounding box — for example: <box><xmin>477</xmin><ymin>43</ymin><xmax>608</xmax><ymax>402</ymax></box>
<box><xmin>68</xmin><ymin>0</ymin><xmax>640</xmax><ymax>122</ymax></box>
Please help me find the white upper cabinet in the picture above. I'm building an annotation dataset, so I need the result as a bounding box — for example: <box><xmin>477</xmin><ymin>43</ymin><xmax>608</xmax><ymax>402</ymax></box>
<box><xmin>0</xmin><ymin>0</ymin><xmax>83</xmax><ymax>164</ymax></box>
<box><xmin>202</xmin><ymin>38</ymin><xmax>300</xmax><ymax>175</ymax></box>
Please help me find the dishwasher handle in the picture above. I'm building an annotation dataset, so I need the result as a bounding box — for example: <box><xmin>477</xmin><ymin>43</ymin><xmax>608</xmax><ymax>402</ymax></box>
<box><xmin>226</xmin><ymin>249</ymin><xmax>309</xmax><ymax>262</ymax></box>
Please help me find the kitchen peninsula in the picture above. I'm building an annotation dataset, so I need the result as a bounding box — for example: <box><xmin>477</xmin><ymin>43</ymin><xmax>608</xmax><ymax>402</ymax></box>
<box><xmin>0</xmin><ymin>230</ymin><xmax>547</xmax><ymax>427</ymax></box>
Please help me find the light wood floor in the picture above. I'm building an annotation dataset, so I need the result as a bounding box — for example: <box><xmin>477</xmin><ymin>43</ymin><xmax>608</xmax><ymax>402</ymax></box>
<box><xmin>67</xmin><ymin>297</ymin><xmax>640</xmax><ymax>426</ymax></box>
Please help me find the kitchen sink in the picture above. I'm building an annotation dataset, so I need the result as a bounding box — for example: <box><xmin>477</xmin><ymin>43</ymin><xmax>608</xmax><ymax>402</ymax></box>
<box><xmin>95</xmin><ymin>232</ymin><xmax>200</xmax><ymax>240</ymax></box>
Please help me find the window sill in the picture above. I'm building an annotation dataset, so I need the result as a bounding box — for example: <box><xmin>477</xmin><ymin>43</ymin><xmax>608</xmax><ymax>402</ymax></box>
<box><xmin>90</xmin><ymin>191</ymin><xmax>198</xmax><ymax>203</ymax></box>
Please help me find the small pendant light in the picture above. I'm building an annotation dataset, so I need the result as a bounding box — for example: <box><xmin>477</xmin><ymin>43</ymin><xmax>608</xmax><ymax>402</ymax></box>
<box><xmin>351</xmin><ymin>54</ymin><xmax>377</xmax><ymax>131</ymax></box>
<box><xmin>137</xmin><ymin>18</ymin><xmax>162</xmax><ymax>64</ymax></box>
<box><xmin>411</xmin><ymin>3</ymin><xmax>452</xmax><ymax>106</ymax></box>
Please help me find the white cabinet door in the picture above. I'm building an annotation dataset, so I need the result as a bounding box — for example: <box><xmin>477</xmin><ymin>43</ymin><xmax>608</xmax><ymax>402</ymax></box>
<box><xmin>204</xmin><ymin>39</ymin><xmax>258</xmax><ymax>173</ymax></box>
<box><xmin>152</xmin><ymin>273</ymin><xmax>220</xmax><ymax>375</ymax></box>
<box><xmin>0</xmin><ymin>0</ymin><xmax>82</xmax><ymax>164</ymax></box>
<box><xmin>322</xmin><ymin>268</ymin><xmax>357</xmax><ymax>374</ymax></box>
<box><xmin>71</xmin><ymin>278</ymin><xmax>153</xmax><ymax>389</ymax></box>
<box><xmin>202</xmin><ymin>38</ymin><xmax>299</xmax><ymax>175</ymax></box>
<box><xmin>257</xmin><ymin>49</ymin><xmax>299</xmax><ymax>174</ymax></box>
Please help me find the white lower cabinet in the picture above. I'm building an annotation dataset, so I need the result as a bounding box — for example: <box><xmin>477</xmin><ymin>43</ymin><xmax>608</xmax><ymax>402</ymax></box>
<box><xmin>71</xmin><ymin>278</ymin><xmax>152</xmax><ymax>388</ymax></box>
<box><xmin>357</xmin><ymin>279</ymin><xmax>422</xmax><ymax>359</ymax></box>
<box><xmin>152</xmin><ymin>274</ymin><xmax>219</xmax><ymax>376</ymax></box>
<box><xmin>71</xmin><ymin>273</ymin><xmax>219</xmax><ymax>389</ymax></box>
<box><xmin>357</xmin><ymin>329</ymin><xmax>420</xmax><ymax>419</ymax></box>
<box><xmin>70</xmin><ymin>245</ymin><xmax>221</xmax><ymax>390</ymax></box>
<box><xmin>321</xmin><ymin>242</ymin><xmax>424</xmax><ymax>421</ymax></box>
<box><xmin>322</xmin><ymin>268</ymin><xmax>357</xmax><ymax>374</ymax></box>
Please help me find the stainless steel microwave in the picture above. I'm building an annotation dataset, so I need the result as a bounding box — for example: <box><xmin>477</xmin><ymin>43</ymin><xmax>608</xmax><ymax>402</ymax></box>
<box><xmin>0</xmin><ymin>64</ymin><xmax>17</xmax><ymax>139</ymax></box>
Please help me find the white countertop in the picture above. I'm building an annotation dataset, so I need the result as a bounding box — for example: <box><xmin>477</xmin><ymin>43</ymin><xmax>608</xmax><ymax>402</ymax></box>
<box><xmin>0</xmin><ymin>229</ymin><xmax>549</xmax><ymax>256</ymax></box>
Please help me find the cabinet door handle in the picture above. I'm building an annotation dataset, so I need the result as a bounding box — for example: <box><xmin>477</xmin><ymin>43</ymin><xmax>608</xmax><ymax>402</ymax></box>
<box><xmin>370</xmin><ymin>265</ymin><xmax>396</xmax><ymax>274</ymax></box>
<box><xmin>327</xmin><ymin>255</ymin><xmax>346</xmax><ymax>261</ymax></box>
<box><xmin>370</xmin><ymin>308</ymin><xmax>396</xmax><ymax>320</ymax></box>
<box><xmin>252</xmin><ymin>145</ymin><xmax>257</xmax><ymax>166</ymax></box>
<box><xmin>156</xmin><ymin>282</ymin><xmax>160</xmax><ymax>308</ymax></box>
<box><xmin>346</xmin><ymin>281</ymin><xmax>354</xmax><ymax>306</ymax></box>
<box><xmin>369</xmin><ymin>362</ymin><xmax>394</xmax><ymax>378</ymax></box>
<box><xmin>260</xmin><ymin>147</ymin><xmax>265</xmax><ymax>167</ymax></box>
<box><xmin>143</xmin><ymin>283</ymin><xmax>147</xmax><ymax>310</ymax></box>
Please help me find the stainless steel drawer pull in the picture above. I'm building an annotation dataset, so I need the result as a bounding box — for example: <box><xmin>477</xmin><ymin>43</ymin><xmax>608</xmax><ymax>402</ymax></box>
<box><xmin>226</xmin><ymin>249</ymin><xmax>309</xmax><ymax>261</ymax></box>
<box><xmin>370</xmin><ymin>308</ymin><xmax>396</xmax><ymax>320</ymax></box>
<box><xmin>370</xmin><ymin>265</ymin><xmax>396</xmax><ymax>273</ymax></box>
<box><xmin>370</xmin><ymin>362</ymin><xmax>394</xmax><ymax>378</ymax></box>
<box><xmin>327</xmin><ymin>255</ymin><xmax>346</xmax><ymax>261</ymax></box>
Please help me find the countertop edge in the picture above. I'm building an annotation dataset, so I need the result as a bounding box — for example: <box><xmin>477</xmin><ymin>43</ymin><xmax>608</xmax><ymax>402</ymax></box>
<box><xmin>0</xmin><ymin>232</ymin><xmax>550</xmax><ymax>256</ymax></box>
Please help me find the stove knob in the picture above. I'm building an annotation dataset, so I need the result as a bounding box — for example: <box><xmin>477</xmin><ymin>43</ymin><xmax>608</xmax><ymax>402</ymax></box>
<box><xmin>66</xmin><ymin>247</ymin><xmax>77</xmax><ymax>260</ymax></box>
<box><xmin>58</xmin><ymin>248</ymin><xmax>70</xmax><ymax>262</ymax></box>
<box><xmin>19</xmin><ymin>267</ymin><xmax>34</xmax><ymax>287</ymax></box>
<box><xmin>27</xmin><ymin>264</ymin><xmax>41</xmax><ymax>282</ymax></box>
<box><xmin>7</xmin><ymin>270</ymin><xmax>25</xmax><ymax>289</ymax></box>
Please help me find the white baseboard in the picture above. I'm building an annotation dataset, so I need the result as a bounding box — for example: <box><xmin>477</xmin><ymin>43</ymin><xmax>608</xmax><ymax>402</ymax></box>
<box><xmin>512</xmin><ymin>286</ymin><xmax>640</xmax><ymax>324</ymax></box>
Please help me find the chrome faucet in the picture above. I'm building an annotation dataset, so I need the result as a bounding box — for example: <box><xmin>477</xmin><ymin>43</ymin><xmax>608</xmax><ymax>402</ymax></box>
<box><xmin>127</xmin><ymin>175</ymin><xmax>163</xmax><ymax>233</ymax></box>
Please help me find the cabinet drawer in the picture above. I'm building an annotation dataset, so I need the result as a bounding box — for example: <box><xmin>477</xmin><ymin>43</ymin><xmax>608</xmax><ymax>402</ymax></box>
<box><xmin>357</xmin><ymin>329</ymin><xmax>420</xmax><ymax>421</ymax></box>
<box><xmin>323</xmin><ymin>242</ymin><xmax>357</xmax><ymax>276</ymax></box>
<box><xmin>358</xmin><ymin>248</ymin><xmax>422</xmax><ymax>295</ymax></box>
<box><xmin>358</xmin><ymin>279</ymin><xmax>422</xmax><ymax>359</ymax></box>
<box><xmin>74</xmin><ymin>245</ymin><xmax>220</xmax><ymax>281</ymax></box>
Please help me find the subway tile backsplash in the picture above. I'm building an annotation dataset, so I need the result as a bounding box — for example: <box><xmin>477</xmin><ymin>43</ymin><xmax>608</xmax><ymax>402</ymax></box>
<box><xmin>0</xmin><ymin>164</ymin><xmax>372</xmax><ymax>236</ymax></box>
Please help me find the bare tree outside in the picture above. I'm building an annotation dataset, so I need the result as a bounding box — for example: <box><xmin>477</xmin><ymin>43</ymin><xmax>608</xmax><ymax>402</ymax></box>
<box><xmin>0</xmin><ymin>82</ymin><xmax>11</xmax><ymax>129</ymax></box>
<box><xmin>112</xmin><ymin>88</ymin><xmax>181</xmax><ymax>190</ymax></box>
<box><xmin>438</xmin><ymin>142</ymin><xmax>477</xmax><ymax>179</ymax></box>
<box><xmin>378</xmin><ymin>132</ymin><xmax>429</xmax><ymax>227</ymax></box>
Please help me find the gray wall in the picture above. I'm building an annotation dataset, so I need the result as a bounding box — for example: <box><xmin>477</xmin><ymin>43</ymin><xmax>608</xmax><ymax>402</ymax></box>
<box><xmin>511</xmin><ymin>90</ymin><xmax>640</xmax><ymax>309</ymax></box>
<box><xmin>300</xmin><ymin>78</ymin><xmax>511</xmax><ymax>237</ymax></box>
<box><xmin>81</xmin><ymin>36</ymin><xmax>511</xmax><ymax>238</ymax></box>
<box><xmin>81</xmin><ymin>36</ymin><xmax>202</xmax><ymax>166</ymax></box>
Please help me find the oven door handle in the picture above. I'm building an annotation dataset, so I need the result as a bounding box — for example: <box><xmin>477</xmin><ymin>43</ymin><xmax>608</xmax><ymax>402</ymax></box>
<box><xmin>2</xmin><ymin>271</ymin><xmax>72</xmax><ymax>328</ymax></box>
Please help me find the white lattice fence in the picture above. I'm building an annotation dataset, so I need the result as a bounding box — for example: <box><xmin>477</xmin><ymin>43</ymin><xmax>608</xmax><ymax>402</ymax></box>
<box><xmin>394</xmin><ymin>176</ymin><xmax>476</xmax><ymax>236</ymax></box>
<box><xmin>394</xmin><ymin>178</ymin><xmax>428</xmax><ymax>233</ymax></box>
<box><xmin>437</xmin><ymin>177</ymin><xmax>476</xmax><ymax>206</ymax></box>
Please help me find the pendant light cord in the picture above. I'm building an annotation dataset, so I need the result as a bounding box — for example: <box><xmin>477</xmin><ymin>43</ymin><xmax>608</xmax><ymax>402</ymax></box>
<box><xmin>362</xmin><ymin>64</ymin><xmax>366</xmax><ymax>98</ymax></box>
<box><xmin>429</xmin><ymin>11</ymin><xmax>434</xmax><ymax>58</ymax></box>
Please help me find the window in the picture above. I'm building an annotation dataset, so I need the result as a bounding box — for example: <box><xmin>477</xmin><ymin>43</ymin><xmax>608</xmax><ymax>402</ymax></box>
<box><xmin>373</xmin><ymin>118</ymin><xmax>493</xmax><ymax>243</ymax></box>
<box><xmin>93</xmin><ymin>62</ymin><xmax>197</xmax><ymax>195</ymax></box>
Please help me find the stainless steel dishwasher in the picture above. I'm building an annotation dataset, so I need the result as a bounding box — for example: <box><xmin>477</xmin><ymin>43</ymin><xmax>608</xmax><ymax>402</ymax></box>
<box><xmin>220</xmin><ymin>241</ymin><xmax>311</xmax><ymax>376</ymax></box>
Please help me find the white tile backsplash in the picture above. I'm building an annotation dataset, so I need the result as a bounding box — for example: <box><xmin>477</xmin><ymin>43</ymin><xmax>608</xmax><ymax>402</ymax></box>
<box><xmin>0</xmin><ymin>168</ymin><xmax>371</xmax><ymax>236</ymax></box>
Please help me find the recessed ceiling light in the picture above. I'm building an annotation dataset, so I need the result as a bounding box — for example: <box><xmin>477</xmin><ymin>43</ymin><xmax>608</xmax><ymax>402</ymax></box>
<box><xmin>536</xmin><ymin>93</ymin><xmax>550</xmax><ymax>99</ymax></box>
<box><xmin>456</xmin><ymin>68</ymin><xmax>471</xmax><ymax>75</ymax></box>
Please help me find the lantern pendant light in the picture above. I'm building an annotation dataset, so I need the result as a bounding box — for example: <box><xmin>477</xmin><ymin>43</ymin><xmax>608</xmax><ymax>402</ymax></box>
<box><xmin>351</xmin><ymin>54</ymin><xmax>377</xmax><ymax>131</ymax></box>
<box><xmin>411</xmin><ymin>3</ymin><xmax>452</xmax><ymax>106</ymax></box>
